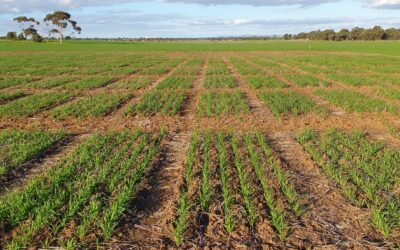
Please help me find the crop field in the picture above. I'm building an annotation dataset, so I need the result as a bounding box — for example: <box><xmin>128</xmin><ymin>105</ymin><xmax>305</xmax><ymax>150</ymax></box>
<box><xmin>0</xmin><ymin>41</ymin><xmax>400</xmax><ymax>249</ymax></box>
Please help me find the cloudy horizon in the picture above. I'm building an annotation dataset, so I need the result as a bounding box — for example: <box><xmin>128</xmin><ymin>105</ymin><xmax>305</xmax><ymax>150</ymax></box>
<box><xmin>1</xmin><ymin>0</ymin><xmax>400</xmax><ymax>38</ymax></box>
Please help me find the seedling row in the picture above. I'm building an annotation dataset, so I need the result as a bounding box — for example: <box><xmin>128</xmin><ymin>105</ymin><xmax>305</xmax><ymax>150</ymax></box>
<box><xmin>157</xmin><ymin>57</ymin><xmax>205</xmax><ymax>89</ymax></box>
<box><xmin>0</xmin><ymin>130</ymin><xmax>165</xmax><ymax>249</ymax></box>
<box><xmin>229</xmin><ymin>57</ymin><xmax>287</xmax><ymax>89</ymax></box>
<box><xmin>298</xmin><ymin>128</ymin><xmax>400</xmax><ymax>239</ymax></box>
<box><xmin>172</xmin><ymin>131</ymin><xmax>304</xmax><ymax>246</ymax></box>
<box><xmin>198</xmin><ymin>91</ymin><xmax>250</xmax><ymax>117</ymax></box>
<box><xmin>203</xmin><ymin>57</ymin><xmax>237</xmax><ymax>88</ymax></box>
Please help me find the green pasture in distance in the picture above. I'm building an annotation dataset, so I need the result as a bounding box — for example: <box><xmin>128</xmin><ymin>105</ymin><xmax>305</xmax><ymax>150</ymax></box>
<box><xmin>1</xmin><ymin>40</ymin><xmax>400</xmax><ymax>55</ymax></box>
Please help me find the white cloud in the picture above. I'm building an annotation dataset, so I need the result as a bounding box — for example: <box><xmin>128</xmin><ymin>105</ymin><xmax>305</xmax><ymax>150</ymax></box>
<box><xmin>366</xmin><ymin>0</ymin><xmax>400</xmax><ymax>8</ymax></box>
<box><xmin>2</xmin><ymin>0</ymin><xmax>400</xmax><ymax>14</ymax></box>
<box><xmin>0</xmin><ymin>0</ymin><xmax>341</xmax><ymax>14</ymax></box>
<box><xmin>162</xmin><ymin>0</ymin><xmax>338</xmax><ymax>7</ymax></box>
<box><xmin>0</xmin><ymin>0</ymin><xmax>140</xmax><ymax>13</ymax></box>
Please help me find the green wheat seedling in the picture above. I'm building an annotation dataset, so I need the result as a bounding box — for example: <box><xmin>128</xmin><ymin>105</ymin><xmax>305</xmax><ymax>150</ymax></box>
<box><xmin>198</xmin><ymin>92</ymin><xmax>250</xmax><ymax>117</ymax></box>
<box><xmin>0</xmin><ymin>92</ymin><xmax>72</xmax><ymax>117</ymax></box>
<box><xmin>0</xmin><ymin>76</ymin><xmax>37</xmax><ymax>89</ymax></box>
<box><xmin>4</xmin><ymin>133</ymin><xmax>124</xmax><ymax>248</ymax></box>
<box><xmin>243</xmin><ymin>134</ymin><xmax>287</xmax><ymax>240</ymax></box>
<box><xmin>0</xmin><ymin>91</ymin><xmax>26</xmax><ymax>103</ymax></box>
<box><xmin>25</xmin><ymin>77</ymin><xmax>75</xmax><ymax>89</ymax></box>
<box><xmin>111</xmin><ymin>76</ymin><xmax>156</xmax><ymax>89</ymax></box>
<box><xmin>207</xmin><ymin>57</ymin><xmax>230</xmax><ymax>75</ymax></box>
<box><xmin>0</xmin><ymin>129</ymin><xmax>66</xmax><ymax>176</ymax></box>
<box><xmin>140</xmin><ymin>58</ymin><xmax>183</xmax><ymax>75</ymax></box>
<box><xmin>231</xmin><ymin>135</ymin><xmax>257</xmax><ymax>229</ymax></box>
<box><xmin>258</xmin><ymin>91</ymin><xmax>317</xmax><ymax>117</ymax></box>
<box><xmin>204</xmin><ymin>75</ymin><xmax>237</xmax><ymax>88</ymax></box>
<box><xmin>157</xmin><ymin>76</ymin><xmax>195</xmax><ymax>89</ymax></box>
<box><xmin>75</xmin><ymin>197</ymin><xmax>102</xmax><ymax>241</ymax></box>
<box><xmin>245</xmin><ymin>76</ymin><xmax>286</xmax><ymax>89</ymax></box>
<box><xmin>184</xmin><ymin>132</ymin><xmax>199</xmax><ymax>184</ymax></box>
<box><xmin>216</xmin><ymin>132</ymin><xmax>234</xmax><ymax>233</ymax></box>
<box><xmin>314</xmin><ymin>89</ymin><xmax>397</xmax><ymax>114</ymax></box>
<box><xmin>0</xmin><ymin>133</ymin><xmax>116</xmax><ymax>228</ymax></box>
<box><xmin>229</xmin><ymin>57</ymin><xmax>263</xmax><ymax>76</ymax></box>
<box><xmin>172</xmin><ymin>57</ymin><xmax>204</xmax><ymax>77</ymax></box>
<box><xmin>255</xmin><ymin>132</ymin><xmax>304</xmax><ymax>217</ymax></box>
<box><xmin>99</xmin><ymin>130</ymin><xmax>165</xmax><ymax>240</ymax></box>
<box><xmin>199</xmin><ymin>131</ymin><xmax>213</xmax><ymax>212</ymax></box>
<box><xmin>44</xmin><ymin>132</ymin><xmax>139</xmax><ymax>244</ymax></box>
<box><xmin>51</xmin><ymin>93</ymin><xmax>132</xmax><ymax>120</ymax></box>
<box><xmin>126</xmin><ymin>91</ymin><xmax>186</xmax><ymax>116</ymax></box>
<box><xmin>173</xmin><ymin>192</ymin><xmax>192</xmax><ymax>246</ymax></box>
<box><xmin>106</xmin><ymin>133</ymin><xmax>148</xmax><ymax>193</ymax></box>
<box><xmin>63</xmin><ymin>76</ymin><xmax>115</xmax><ymax>90</ymax></box>
<box><xmin>297</xmin><ymin>128</ymin><xmax>398</xmax><ymax>238</ymax></box>
<box><xmin>172</xmin><ymin>132</ymin><xmax>199</xmax><ymax>246</ymax></box>
<box><xmin>285</xmin><ymin>74</ymin><xmax>329</xmax><ymax>87</ymax></box>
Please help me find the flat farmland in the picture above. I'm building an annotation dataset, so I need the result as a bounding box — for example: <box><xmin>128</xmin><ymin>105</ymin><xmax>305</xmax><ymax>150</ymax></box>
<box><xmin>0</xmin><ymin>41</ymin><xmax>399</xmax><ymax>249</ymax></box>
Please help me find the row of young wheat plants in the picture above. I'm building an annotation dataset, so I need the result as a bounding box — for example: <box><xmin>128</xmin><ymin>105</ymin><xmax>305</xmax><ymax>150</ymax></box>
<box><xmin>229</xmin><ymin>57</ymin><xmax>287</xmax><ymax>89</ymax></box>
<box><xmin>138</xmin><ymin>57</ymin><xmax>184</xmax><ymax>76</ymax></box>
<box><xmin>0</xmin><ymin>54</ymin><xmax>177</xmax><ymax>87</ymax></box>
<box><xmin>172</xmin><ymin>133</ymin><xmax>200</xmax><ymax>245</ymax></box>
<box><xmin>257</xmin><ymin>91</ymin><xmax>322</xmax><ymax>117</ymax></box>
<box><xmin>171</xmin><ymin>131</ymin><xmax>305</xmax><ymax>246</ymax></box>
<box><xmin>0</xmin><ymin>130</ymin><xmax>165</xmax><ymax>249</ymax></box>
<box><xmin>0</xmin><ymin>91</ymin><xmax>26</xmax><ymax>103</ymax></box>
<box><xmin>50</xmin><ymin>93</ymin><xmax>132</xmax><ymax>119</ymax></box>
<box><xmin>203</xmin><ymin>57</ymin><xmax>236</xmax><ymax>88</ymax></box>
<box><xmin>314</xmin><ymin>89</ymin><xmax>397</xmax><ymax>114</ymax></box>
<box><xmin>125</xmin><ymin>90</ymin><xmax>186</xmax><ymax>116</ymax></box>
<box><xmin>157</xmin><ymin>57</ymin><xmax>204</xmax><ymax>89</ymax></box>
<box><xmin>197</xmin><ymin>91</ymin><xmax>250</xmax><ymax>117</ymax></box>
<box><xmin>0</xmin><ymin>92</ymin><xmax>73</xmax><ymax>118</ymax></box>
<box><xmin>0</xmin><ymin>129</ymin><xmax>66</xmax><ymax>177</ymax></box>
<box><xmin>108</xmin><ymin>56</ymin><xmax>183</xmax><ymax>89</ymax></box>
<box><xmin>298</xmin><ymin>128</ymin><xmax>400</xmax><ymax>239</ymax></box>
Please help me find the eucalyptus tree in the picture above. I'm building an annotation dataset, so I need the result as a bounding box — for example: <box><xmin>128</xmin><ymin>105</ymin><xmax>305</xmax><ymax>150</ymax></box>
<box><xmin>43</xmin><ymin>11</ymin><xmax>81</xmax><ymax>44</ymax></box>
<box><xmin>13</xmin><ymin>16</ymin><xmax>40</xmax><ymax>40</ymax></box>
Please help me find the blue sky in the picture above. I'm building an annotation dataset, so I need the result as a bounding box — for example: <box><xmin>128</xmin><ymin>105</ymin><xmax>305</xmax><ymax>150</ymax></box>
<box><xmin>1</xmin><ymin>0</ymin><xmax>400</xmax><ymax>38</ymax></box>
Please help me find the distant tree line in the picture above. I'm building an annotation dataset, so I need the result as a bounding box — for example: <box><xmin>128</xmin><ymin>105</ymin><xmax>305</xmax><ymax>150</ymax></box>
<box><xmin>283</xmin><ymin>26</ymin><xmax>400</xmax><ymax>41</ymax></box>
<box><xmin>6</xmin><ymin>11</ymin><xmax>81</xmax><ymax>43</ymax></box>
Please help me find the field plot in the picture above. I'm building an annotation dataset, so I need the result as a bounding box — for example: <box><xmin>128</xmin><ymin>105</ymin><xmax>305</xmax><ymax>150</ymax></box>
<box><xmin>204</xmin><ymin>57</ymin><xmax>237</xmax><ymax>88</ymax></box>
<box><xmin>173</xmin><ymin>131</ymin><xmax>303</xmax><ymax>246</ymax></box>
<box><xmin>0</xmin><ymin>92</ymin><xmax>73</xmax><ymax>117</ymax></box>
<box><xmin>284</xmin><ymin>74</ymin><xmax>329</xmax><ymax>87</ymax></box>
<box><xmin>125</xmin><ymin>90</ymin><xmax>186</xmax><ymax>116</ymax></box>
<box><xmin>258</xmin><ymin>91</ymin><xmax>320</xmax><ymax>117</ymax></box>
<box><xmin>245</xmin><ymin>76</ymin><xmax>286</xmax><ymax>89</ymax></box>
<box><xmin>50</xmin><ymin>93</ymin><xmax>132</xmax><ymax>120</ymax></box>
<box><xmin>229</xmin><ymin>57</ymin><xmax>287</xmax><ymax>89</ymax></box>
<box><xmin>63</xmin><ymin>77</ymin><xmax>116</xmax><ymax>90</ymax></box>
<box><xmin>140</xmin><ymin>57</ymin><xmax>183</xmax><ymax>75</ymax></box>
<box><xmin>0</xmin><ymin>130</ymin><xmax>165</xmax><ymax>249</ymax></box>
<box><xmin>157</xmin><ymin>57</ymin><xmax>204</xmax><ymax>89</ymax></box>
<box><xmin>0</xmin><ymin>77</ymin><xmax>38</xmax><ymax>89</ymax></box>
<box><xmin>377</xmin><ymin>87</ymin><xmax>400</xmax><ymax>100</ymax></box>
<box><xmin>198</xmin><ymin>91</ymin><xmax>250</xmax><ymax>117</ymax></box>
<box><xmin>24</xmin><ymin>77</ymin><xmax>76</xmax><ymax>89</ymax></box>
<box><xmin>314</xmin><ymin>89</ymin><xmax>397</xmax><ymax>113</ymax></box>
<box><xmin>110</xmin><ymin>76</ymin><xmax>156</xmax><ymax>90</ymax></box>
<box><xmin>0</xmin><ymin>129</ymin><xmax>66</xmax><ymax>177</ymax></box>
<box><xmin>0</xmin><ymin>91</ymin><xmax>26</xmax><ymax>103</ymax></box>
<box><xmin>298</xmin><ymin>129</ymin><xmax>400</xmax><ymax>240</ymax></box>
<box><xmin>1</xmin><ymin>43</ymin><xmax>400</xmax><ymax>249</ymax></box>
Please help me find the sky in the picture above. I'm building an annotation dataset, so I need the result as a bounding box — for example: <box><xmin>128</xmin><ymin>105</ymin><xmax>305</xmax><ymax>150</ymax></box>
<box><xmin>1</xmin><ymin>0</ymin><xmax>400</xmax><ymax>38</ymax></box>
